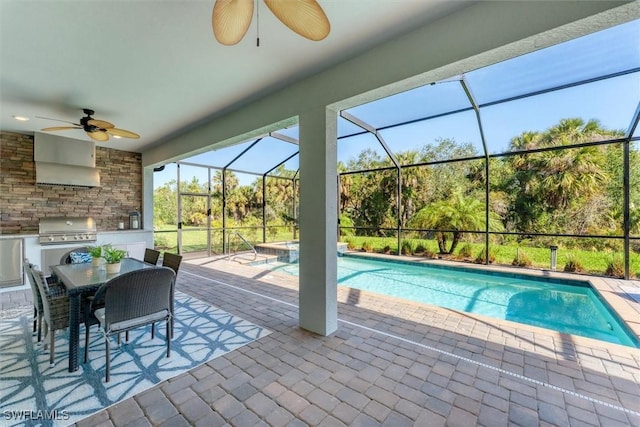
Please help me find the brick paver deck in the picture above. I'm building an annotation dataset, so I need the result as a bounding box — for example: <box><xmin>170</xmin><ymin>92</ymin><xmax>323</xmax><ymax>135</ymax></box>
<box><xmin>3</xmin><ymin>257</ymin><xmax>639</xmax><ymax>426</ymax></box>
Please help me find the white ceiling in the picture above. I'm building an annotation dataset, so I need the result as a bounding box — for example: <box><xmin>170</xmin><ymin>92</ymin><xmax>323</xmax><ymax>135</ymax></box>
<box><xmin>0</xmin><ymin>0</ymin><xmax>473</xmax><ymax>152</ymax></box>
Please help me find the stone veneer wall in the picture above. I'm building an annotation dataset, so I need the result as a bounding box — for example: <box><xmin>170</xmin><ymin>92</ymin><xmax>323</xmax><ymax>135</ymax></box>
<box><xmin>0</xmin><ymin>131</ymin><xmax>142</xmax><ymax>234</ymax></box>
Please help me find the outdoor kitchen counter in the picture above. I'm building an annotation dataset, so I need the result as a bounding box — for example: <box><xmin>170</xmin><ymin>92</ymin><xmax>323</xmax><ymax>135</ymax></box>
<box><xmin>100</xmin><ymin>229</ymin><xmax>152</xmax><ymax>234</ymax></box>
<box><xmin>0</xmin><ymin>233</ymin><xmax>38</xmax><ymax>239</ymax></box>
<box><xmin>25</xmin><ymin>231</ymin><xmax>153</xmax><ymax>274</ymax></box>
<box><xmin>1</xmin><ymin>229</ymin><xmax>153</xmax><ymax>291</ymax></box>
<box><xmin>0</xmin><ymin>230</ymin><xmax>151</xmax><ymax>237</ymax></box>
<box><xmin>0</xmin><ymin>229</ymin><xmax>153</xmax><ymax>237</ymax></box>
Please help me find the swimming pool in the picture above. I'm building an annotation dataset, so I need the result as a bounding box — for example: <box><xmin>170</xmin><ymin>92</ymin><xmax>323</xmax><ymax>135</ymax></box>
<box><xmin>262</xmin><ymin>255</ymin><xmax>639</xmax><ymax>348</ymax></box>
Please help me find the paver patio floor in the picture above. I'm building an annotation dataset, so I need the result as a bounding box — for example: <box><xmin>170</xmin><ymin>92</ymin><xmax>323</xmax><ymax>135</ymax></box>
<box><xmin>4</xmin><ymin>257</ymin><xmax>639</xmax><ymax>426</ymax></box>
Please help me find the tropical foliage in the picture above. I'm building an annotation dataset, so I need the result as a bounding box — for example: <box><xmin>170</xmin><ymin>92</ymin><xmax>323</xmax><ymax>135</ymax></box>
<box><xmin>409</xmin><ymin>192</ymin><xmax>500</xmax><ymax>254</ymax></box>
<box><xmin>339</xmin><ymin>119</ymin><xmax>637</xmax><ymax>248</ymax></box>
<box><xmin>154</xmin><ymin>166</ymin><xmax>297</xmax><ymax>231</ymax></box>
<box><xmin>153</xmin><ymin>118</ymin><xmax>640</xmax><ymax>276</ymax></box>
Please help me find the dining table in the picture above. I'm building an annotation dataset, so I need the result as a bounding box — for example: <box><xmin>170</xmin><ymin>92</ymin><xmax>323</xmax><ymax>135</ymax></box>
<box><xmin>50</xmin><ymin>257</ymin><xmax>154</xmax><ymax>372</ymax></box>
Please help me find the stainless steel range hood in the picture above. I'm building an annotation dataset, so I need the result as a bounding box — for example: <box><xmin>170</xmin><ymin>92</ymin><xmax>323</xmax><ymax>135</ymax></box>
<box><xmin>34</xmin><ymin>132</ymin><xmax>101</xmax><ymax>187</ymax></box>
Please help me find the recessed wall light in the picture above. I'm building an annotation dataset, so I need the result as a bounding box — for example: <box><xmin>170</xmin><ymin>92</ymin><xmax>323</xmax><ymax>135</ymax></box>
<box><xmin>13</xmin><ymin>115</ymin><xmax>29</xmax><ymax>121</ymax></box>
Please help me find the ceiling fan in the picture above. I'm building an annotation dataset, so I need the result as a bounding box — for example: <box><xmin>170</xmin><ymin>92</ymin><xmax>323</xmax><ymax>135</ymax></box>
<box><xmin>212</xmin><ymin>0</ymin><xmax>330</xmax><ymax>46</ymax></box>
<box><xmin>39</xmin><ymin>108</ymin><xmax>140</xmax><ymax>142</ymax></box>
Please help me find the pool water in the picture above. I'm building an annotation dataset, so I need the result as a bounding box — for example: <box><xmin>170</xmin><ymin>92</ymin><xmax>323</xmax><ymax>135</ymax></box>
<box><xmin>263</xmin><ymin>255</ymin><xmax>638</xmax><ymax>347</ymax></box>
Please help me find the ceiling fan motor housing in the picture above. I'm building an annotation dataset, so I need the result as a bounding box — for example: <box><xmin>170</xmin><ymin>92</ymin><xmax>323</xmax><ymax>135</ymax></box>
<box><xmin>80</xmin><ymin>109</ymin><xmax>103</xmax><ymax>132</ymax></box>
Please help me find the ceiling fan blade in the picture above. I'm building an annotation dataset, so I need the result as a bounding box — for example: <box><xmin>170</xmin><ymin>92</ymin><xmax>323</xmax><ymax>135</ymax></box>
<box><xmin>87</xmin><ymin>119</ymin><xmax>114</xmax><ymax>129</ymax></box>
<box><xmin>212</xmin><ymin>0</ymin><xmax>254</xmax><ymax>45</ymax></box>
<box><xmin>36</xmin><ymin>116</ymin><xmax>82</xmax><ymax>126</ymax></box>
<box><xmin>106</xmin><ymin>128</ymin><xmax>140</xmax><ymax>139</ymax></box>
<box><xmin>264</xmin><ymin>0</ymin><xmax>330</xmax><ymax>41</ymax></box>
<box><xmin>42</xmin><ymin>126</ymin><xmax>81</xmax><ymax>131</ymax></box>
<box><xmin>87</xmin><ymin>131</ymin><xmax>109</xmax><ymax>142</ymax></box>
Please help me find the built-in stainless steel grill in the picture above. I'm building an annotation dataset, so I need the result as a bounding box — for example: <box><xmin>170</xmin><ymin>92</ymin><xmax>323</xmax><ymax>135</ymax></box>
<box><xmin>38</xmin><ymin>216</ymin><xmax>97</xmax><ymax>245</ymax></box>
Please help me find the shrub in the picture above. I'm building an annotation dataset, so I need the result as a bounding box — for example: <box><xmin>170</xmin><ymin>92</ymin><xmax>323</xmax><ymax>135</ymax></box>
<box><xmin>401</xmin><ymin>241</ymin><xmax>413</xmax><ymax>255</ymax></box>
<box><xmin>267</xmin><ymin>226</ymin><xmax>279</xmax><ymax>240</ymax></box>
<box><xmin>346</xmin><ymin>239</ymin><xmax>357</xmax><ymax>250</ymax></box>
<box><xmin>339</xmin><ymin>214</ymin><xmax>355</xmax><ymax>237</ymax></box>
<box><xmin>512</xmin><ymin>250</ymin><xmax>532</xmax><ymax>267</ymax></box>
<box><xmin>475</xmin><ymin>247</ymin><xmax>496</xmax><ymax>264</ymax></box>
<box><xmin>563</xmin><ymin>253</ymin><xmax>584</xmax><ymax>273</ymax></box>
<box><xmin>362</xmin><ymin>240</ymin><xmax>374</xmax><ymax>253</ymax></box>
<box><xmin>423</xmin><ymin>248</ymin><xmax>436</xmax><ymax>258</ymax></box>
<box><xmin>154</xmin><ymin>234</ymin><xmax>170</xmax><ymax>249</ymax></box>
<box><xmin>415</xmin><ymin>243</ymin><xmax>426</xmax><ymax>254</ymax></box>
<box><xmin>604</xmin><ymin>254</ymin><xmax>635</xmax><ymax>278</ymax></box>
<box><xmin>605</xmin><ymin>255</ymin><xmax>624</xmax><ymax>278</ymax></box>
<box><xmin>382</xmin><ymin>245</ymin><xmax>391</xmax><ymax>254</ymax></box>
<box><xmin>457</xmin><ymin>243</ymin><xmax>473</xmax><ymax>259</ymax></box>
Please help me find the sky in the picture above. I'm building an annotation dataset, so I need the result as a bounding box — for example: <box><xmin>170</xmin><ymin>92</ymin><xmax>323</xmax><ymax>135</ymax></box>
<box><xmin>155</xmin><ymin>19</ymin><xmax>640</xmax><ymax>190</ymax></box>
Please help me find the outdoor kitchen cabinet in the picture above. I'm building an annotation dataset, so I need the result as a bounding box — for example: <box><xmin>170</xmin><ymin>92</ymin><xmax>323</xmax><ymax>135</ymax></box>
<box><xmin>0</xmin><ymin>238</ymin><xmax>23</xmax><ymax>287</ymax></box>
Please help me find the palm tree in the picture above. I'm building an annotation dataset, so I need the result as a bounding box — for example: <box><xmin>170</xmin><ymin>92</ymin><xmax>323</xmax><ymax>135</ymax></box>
<box><xmin>409</xmin><ymin>193</ymin><xmax>497</xmax><ymax>254</ymax></box>
<box><xmin>509</xmin><ymin>131</ymin><xmax>541</xmax><ymax>152</ymax></box>
<box><xmin>503</xmin><ymin>118</ymin><xmax>621</xmax><ymax>234</ymax></box>
<box><xmin>536</xmin><ymin>144</ymin><xmax>607</xmax><ymax>210</ymax></box>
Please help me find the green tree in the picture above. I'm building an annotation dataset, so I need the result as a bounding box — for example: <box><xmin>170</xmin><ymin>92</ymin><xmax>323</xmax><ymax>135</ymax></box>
<box><xmin>631</xmin><ymin>142</ymin><xmax>640</xmax><ymax>236</ymax></box>
<box><xmin>339</xmin><ymin>167</ymin><xmax>396</xmax><ymax>236</ymax></box>
<box><xmin>419</xmin><ymin>138</ymin><xmax>480</xmax><ymax>202</ymax></box>
<box><xmin>153</xmin><ymin>179</ymin><xmax>178</xmax><ymax>226</ymax></box>
<box><xmin>500</xmin><ymin>118</ymin><xmax>621</xmax><ymax>235</ymax></box>
<box><xmin>179</xmin><ymin>177</ymin><xmax>208</xmax><ymax>226</ymax></box>
<box><xmin>264</xmin><ymin>172</ymin><xmax>296</xmax><ymax>226</ymax></box>
<box><xmin>409</xmin><ymin>193</ymin><xmax>498</xmax><ymax>254</ymax></box>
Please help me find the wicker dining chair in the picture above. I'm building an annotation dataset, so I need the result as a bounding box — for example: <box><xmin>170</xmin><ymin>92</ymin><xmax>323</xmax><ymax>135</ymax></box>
<box><xmin>143</xmin><ymin>248</ymin><xmax>161</xmax><ymax>265</ymax></box>
<box><xmin>128</xmin><ymin>251</ymin><xmax>183</xmax><ymax>341</ymax></box>
<box><xmin>161</xmin><ymin>252</ymin><xmax>182</xmax><ymax>273</ymax></box>
<box><xmin>28</xmin><ymin>263</ymin><xmax>69</xmax><ymax>367</ymax></box>
<box><xmin>59</xmin><ymin>247</ymin><xmax>91</xmax><ymax>264</ymax></box>
<box><xmin>157</xmin><ymin>252</ymin><xmax>182</xmax><ymax>338</ymax></box>
<box><xmin>84</xmin><ymin>267</ymin><xmax>175</xmax><ymax>382</ymax></box>
<box><xmin>23</xmin><ymin>260</ymin><xmax>44</xmax><ymax>342</ymax></box>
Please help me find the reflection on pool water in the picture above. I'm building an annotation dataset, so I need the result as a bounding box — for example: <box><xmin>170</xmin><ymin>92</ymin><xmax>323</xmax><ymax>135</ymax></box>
<box><xmin>263</xmin><ymin>255</ymin><xmax>639</xmax><ymax>348</ymax></box>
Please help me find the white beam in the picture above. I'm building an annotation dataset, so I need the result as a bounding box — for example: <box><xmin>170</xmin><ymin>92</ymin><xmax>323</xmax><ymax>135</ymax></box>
<box><xmin>142</xmin><ymin>1</ymin><xmax>636</xmax><ymax>166</ymax></box>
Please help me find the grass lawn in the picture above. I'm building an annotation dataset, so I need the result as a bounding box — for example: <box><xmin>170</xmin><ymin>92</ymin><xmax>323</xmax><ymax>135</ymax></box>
<box><xmin>153</xmin><ymin>225</ymin><xmax>295</xmax><ymax>254</ymax></box>
<box><xmin>151</xmin><ymin>224</ymin><xmax>638</xmax><ymax>278</ymax></box>
<box><xmin>342</xmin><ymin>235</ymin><xmax>639</xmax><ymax>278</ymax></box>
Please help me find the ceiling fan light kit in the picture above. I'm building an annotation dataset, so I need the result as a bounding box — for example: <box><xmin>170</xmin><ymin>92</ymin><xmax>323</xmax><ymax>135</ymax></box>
<box><xmin>212</xmin><ymin>0</ymin><xmax>330</xmax><ymax>46</ymax></box>
<box><xmin>40</xmin><ymin>108</ymin><xmax>140</xmax><ymax>142</ymax></box>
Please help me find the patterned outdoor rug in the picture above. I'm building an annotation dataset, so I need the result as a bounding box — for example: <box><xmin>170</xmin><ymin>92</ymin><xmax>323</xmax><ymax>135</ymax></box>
<box><xmin>0</xmin><ymin>291</ymin><xmax>270</xmax><ymax>427</ymax></box>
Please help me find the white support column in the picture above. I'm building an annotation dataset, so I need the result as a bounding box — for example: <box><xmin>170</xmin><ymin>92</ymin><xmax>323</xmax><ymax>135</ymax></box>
<box><xmin>298</xmin><ymin>107</ymin><xmax>338</xmax><ymax>335</ymax></box>
<box><xmin>142</xmin><ymin>166</ymin><xmax>154</xmax><ymax>231</ymax></box>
